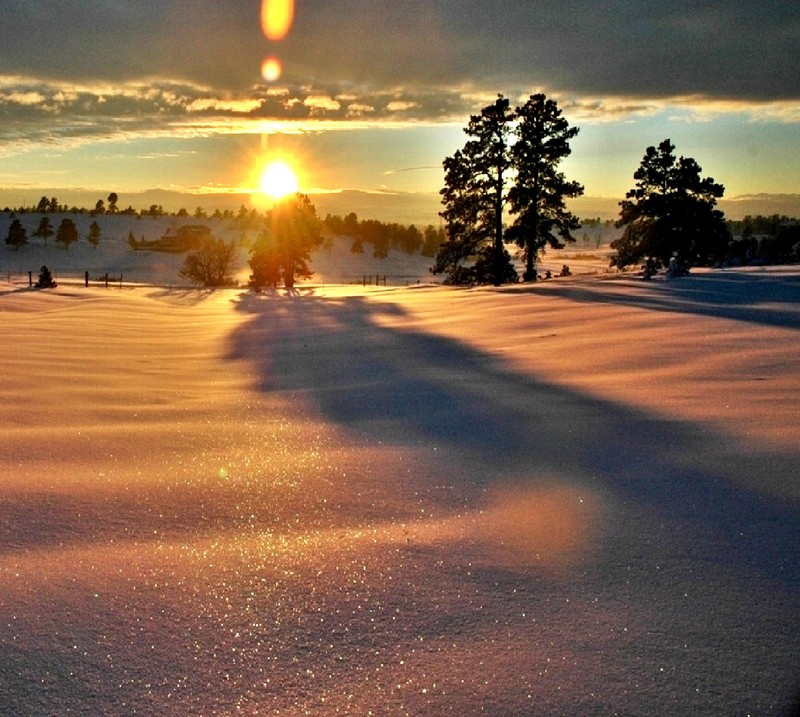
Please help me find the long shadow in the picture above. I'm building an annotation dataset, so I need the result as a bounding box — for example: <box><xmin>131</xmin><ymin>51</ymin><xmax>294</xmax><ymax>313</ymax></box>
<box><xmin>516</xmin><ymin>270</ymin><xmax>800</xmax><ymax>330</ymax></box>
<box><xmin>228</xmin><ymin>290</ymin><xmax>800</xmax><ymax>588</ymax></box>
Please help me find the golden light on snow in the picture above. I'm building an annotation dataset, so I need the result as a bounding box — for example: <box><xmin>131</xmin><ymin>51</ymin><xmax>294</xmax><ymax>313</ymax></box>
<box><xmin>2</xmin><ymin>258</ymin><xmax>800</xmax><ymax>715</ymax></box>
<box><xmin>261</xmin><ymin>0</ymin><xmax>294</xmax><ymax>40</ymax></box>
<box><xmin>261</xmin><ymin>57</ymin><xmax>282</xmax><ymax>82</ymax></box>
<box><xmin>260</xmin><ymin>159</ymin><xmax>299</xmax><ymax>199</ymax></box>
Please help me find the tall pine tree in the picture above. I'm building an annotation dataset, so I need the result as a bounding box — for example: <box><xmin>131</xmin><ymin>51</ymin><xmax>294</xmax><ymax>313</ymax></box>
<box><xmin>507</xmin><ymin>94</ymin><xmax>584</xmax><ymax>281</ymax></box>
<box><xmin>433</xmin><ymin>96</ymin><xmax>517</xmax><ymax>285</ymax></box>
<box><xmin>434</xmin><ymin>94</ymin><xmax>582</xmax><ymax>284</ymax></box>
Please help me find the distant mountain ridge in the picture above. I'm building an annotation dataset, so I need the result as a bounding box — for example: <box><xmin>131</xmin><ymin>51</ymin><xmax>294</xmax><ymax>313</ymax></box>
<box><xmin>1</xmin><ymin>188</ymin><xmax>798</xmax><ymax>225</ymax></box>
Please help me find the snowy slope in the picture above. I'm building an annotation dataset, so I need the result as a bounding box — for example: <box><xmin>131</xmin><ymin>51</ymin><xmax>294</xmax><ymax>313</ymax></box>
<box><xmin>1</xmin><ymin>261</ymin><xmax>799</xmax><ymax>715</ymax></box>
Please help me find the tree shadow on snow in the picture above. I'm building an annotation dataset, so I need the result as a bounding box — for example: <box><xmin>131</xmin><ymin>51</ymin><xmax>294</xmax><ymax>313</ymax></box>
<box><xmin>521</xmin><ymin>270</ymin><xmax>800</xmax><ymax>330</ymax></box>
<box><xmin>228</xmin><ymin>290</ymin><xmax>800</xmax><ymax>588</ymax></box>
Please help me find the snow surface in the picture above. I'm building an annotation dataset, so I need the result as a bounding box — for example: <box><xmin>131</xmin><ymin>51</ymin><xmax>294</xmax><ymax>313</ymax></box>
<box><xmin>1</xmin><ymin>225</ymin><xmax>800</xmax><ymax>716</ymax></box>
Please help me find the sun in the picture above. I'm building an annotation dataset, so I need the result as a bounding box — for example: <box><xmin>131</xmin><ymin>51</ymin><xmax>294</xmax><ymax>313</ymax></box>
<box><xmin>260</xmin><ymin>160</ymin><xmax>299</xmax><ymax>200</ymax></box>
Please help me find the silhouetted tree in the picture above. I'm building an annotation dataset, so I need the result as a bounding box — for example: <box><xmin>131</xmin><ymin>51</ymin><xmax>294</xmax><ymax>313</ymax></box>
<box><xmin>248</xmin><ymin>235</ymin><xmax>283</xmax><ymax>289</ymax></box>
<box><xmin>87</xmin><ymin>220</ymin><xmax>102</xmax><ymax>249</ymax></box>
<box><xmin>107</xmin><ymin>192</ymin><xmax>118</xmax><ymax>213</ymax></box>
<box><xmin>343</xmin><ymin>212</ymin><xmax>359</xmax><ymax>237</ymax></box>
<box><xmin>36</xmin><ymin>196</ymin><xmax>49</xmax><ymax>213</ymax></box>
<box><xmin>35</xmin><ymin>265</ymin><xmax>57</xmax><ymax>288</ymax></box>
<box><xmin>434</xmin><ymin>96</ymin><xmax>516</xmax><ymax>285</ymax></box>
<box><xmin>5</xmin><ymin>219</ymin><xmax>28</xmax><ymax>250</ymax></box>
<box><xmin>55</xmin><ymin>217</ymin><xmax>78</xmax><ymax>250</ymax></box>
<box><xmin>249</xmin><ymin>193</ymin><xmax>322</xmax><ymax>290</ymax></box>
<box><xmin>435</xmin><ymin>94</ymin><xmax>582</xmax><ymax>284</ymax></box>
<box><xmin>180</xmin><ymin>238</ymin><xmax>239</xmax><ymax>287</ymax></box>
<box><xmin>507</xmin><ymin>94</ymin><xmax>584</xmax><ymax>281</ymax></box>
<box><xmin>611</xmin><ymin>139</ymin><xmax>730</xmax><ymax>272</ymax></box>
<box><xmin>93</xmin><ymin>199</ymin><xmax>105</xmax><ymax>215</ymax></box>
<box><xmin>33</xmin><ymin>216</ymin><xmax>54</xmax><ymax>245</ymax></box>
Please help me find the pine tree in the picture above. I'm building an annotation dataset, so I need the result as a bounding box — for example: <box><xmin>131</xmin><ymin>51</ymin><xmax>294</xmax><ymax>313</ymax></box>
<box><xmin>434</xmin><ymin>96</ymin><xmax>516</xmax><ymax>285</ymax></box>
<box><xmin>249</xmin><ymin>194</ymin><xmax>322</xmax><ymax>290</ymax></box>
<box><xmin>434</xmin><ymin>94</ymin><xmax>583</xmax><ymax>284</ymax></box>
<box><xmin>611</xmin><ymin>139</ymin><xmax>730</xmax><ymax>272</ymax></box>
<box><xmin>35</xmin><ymin>265</ymin><xmax>56</xmax><ymax>288</ymax></box>
<box><xmin>5</xmin><ymin>219</ymin><xmax>28</xmax><ymax>250</ymax></box>
<box><xmin>87</xmin><ymin>220</ymin><xmax>102</xmax><ymax>249</ymax></box>
<box><xmin>507</xmin><ymin>94</ymin><xmax>584</xmax><ymax>281</ymax></box>
<box><xmin>33</xmin><ymin>216</ymin><xmax>54</xmax><ymax>245</ymax></box>
<box><xmin>55</xmin><ymin>218</ymin><xmax>78</xmax><ymax>250</ymax></box>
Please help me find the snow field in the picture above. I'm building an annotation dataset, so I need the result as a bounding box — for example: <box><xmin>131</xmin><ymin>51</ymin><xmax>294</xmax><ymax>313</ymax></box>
<box><xmin>1</xmin><ymin>267</ymin><xmax>799</xmax><ymax>715</ymax></box>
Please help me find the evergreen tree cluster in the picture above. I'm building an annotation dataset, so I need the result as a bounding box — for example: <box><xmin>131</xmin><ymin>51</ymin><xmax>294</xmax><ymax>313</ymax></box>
<box><xmin>434</xmin><ymin>93</ymin><xmax>783</xmax><ymax>283</ymax></box>
<box><xmin>323</xmin><ymin>213</ymin><xmax>444</xmax><ymax>259</ymax></box>
<box><xmin>434</xmin><ymin>94</ymin><xmax>584</xmax><ymax>285</ymax></box>
<box><xmin>725</xmin><ymin>214</ymin><xmax>800</xmax><ymax>264</ymax></box>
<box><xmin>5</xmin><ymin>216</ymin><xmax>85</xmax><ymax>251</ymax></box>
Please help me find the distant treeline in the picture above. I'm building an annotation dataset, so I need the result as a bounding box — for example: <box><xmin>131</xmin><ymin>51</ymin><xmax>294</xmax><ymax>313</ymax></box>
<box><xmin>4</xmin><ymin>195</ymin><xmax>271</xmax><ymax>224</ymax></box>
<box><xmin>2</xmin><ymin>196</ymin><xmax>449</xmax><ymax>259</ymax></box>
<box><xmin>322</xmin><ymin>212</ymin><xmax>444</xmax><ymax>258</ymax></box>
<box><xmin>725</xmin><ymin>214</ymin><xmax>799</xmax><ymax>237</ymax></box>
<box><xmin>725</xmin><ymin>214</ymin><xmax>800</xmax><ymax>264</ymax></box>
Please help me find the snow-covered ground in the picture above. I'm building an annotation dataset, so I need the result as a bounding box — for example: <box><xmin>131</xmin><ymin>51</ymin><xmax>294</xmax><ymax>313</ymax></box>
<box><xmin>1</xmin><ymin>223</ymin><xmax>799</xmax><ymax>715</ymax></box>
<box><xmin>0</xmin><ymin>213</ymin><xmax>441</xmax><ymax>288</ymax></box>
<box><xmin>0</xmin><ymin>211</ymin><xmax>621</xmax><ymax>288</ymax></box>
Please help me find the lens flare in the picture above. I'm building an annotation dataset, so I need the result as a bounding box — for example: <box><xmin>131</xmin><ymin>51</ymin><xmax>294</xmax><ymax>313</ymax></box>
<box><xmin>261</xmin><ymin>0</ymin><xmax>294</xmax><ymax>40</ymax></box>
<box><xmin>261</xmin><ymin>57</ymin><xmax>282</xmax><ymax>82</ymax></box>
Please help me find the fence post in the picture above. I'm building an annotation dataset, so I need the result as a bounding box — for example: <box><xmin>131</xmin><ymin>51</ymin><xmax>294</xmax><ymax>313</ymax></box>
<box><xmin>28</xmin><ymin>271</ymin><xmax>33</xmax><ymax>287</ymax></box>
<box><xmin>104</xmin><ymin>272</ymin><xmax>109</xmax><ymax>288</ymax></box>
<box><xmin>85</xmin><ymin>271</ymin><xmax>89</xmax><ymax>288</ymax></box>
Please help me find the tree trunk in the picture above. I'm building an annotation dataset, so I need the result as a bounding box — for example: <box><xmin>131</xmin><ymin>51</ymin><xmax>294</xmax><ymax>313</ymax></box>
<box><xmin>284</xmin><ymin>261</ymin><xmax>295</xmax><ymax>289</ymax></box>
<box><xmin>493</xmin><ymin>172</ymin><xmax>504</xmax><ymax>286</ymax></box>
<box><xmin>524</xmin><ymin>213</ymin><xmax>538</xmax><ymax>281</ymax></box>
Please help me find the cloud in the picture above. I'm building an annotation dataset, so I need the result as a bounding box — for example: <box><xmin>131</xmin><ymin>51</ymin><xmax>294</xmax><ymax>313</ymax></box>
<box><xmin>0</xmin><ymin>1</ymin><xmax>796</xmax><ymax>105</ymax></box>
<box><xmin>304</xmin><ymin>95</ymin><xmax>342</xmax><ymax>115</ymax></box>
<box><xmin>1</xmin><ymin>68</ymin><xmax>799</xmax><ymax>157</ymax></box>
<box><xmin>1</xmin><ymin>0</ymin><xmax>798</xmax><ymax>164</ymax></box>
<box><xmin>383</xmin><ymin>166</ymin><xmax>441</xmax><ymax>175</ymax></box>
<box><xmin>187</xmin><ymin>98</ymin><xmax>265</xmax><ymax>114</ymax></box>
<box><xmin>386</xmin><ymin>101</ymin><xmax>421</xmax><ymax>113</ymax></box>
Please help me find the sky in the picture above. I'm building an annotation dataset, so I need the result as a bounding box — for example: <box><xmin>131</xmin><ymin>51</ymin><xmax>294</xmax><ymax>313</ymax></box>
<box><xmin>0</xmin><ymin>0</ymin><xmax>799</xmax><ymax>222</ymax></box>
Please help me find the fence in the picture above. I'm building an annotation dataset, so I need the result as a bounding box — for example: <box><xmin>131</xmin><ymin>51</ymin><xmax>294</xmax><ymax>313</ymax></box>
<box><xmin>3</xmin><ymin>268</ymin><xmax>196</xmax><ymax>291</ymax></box>
<box><xmin>3</xmin><ymin>268</ymin><xmax>439</xmax><ymax>291</ymax></box>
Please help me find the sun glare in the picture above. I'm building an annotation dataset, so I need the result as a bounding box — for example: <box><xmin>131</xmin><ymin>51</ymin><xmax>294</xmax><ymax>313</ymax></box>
<box><xmin>260</xmin><ymin>160</ymin><xmax>299</xmax><ymax>199</ymax></box>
